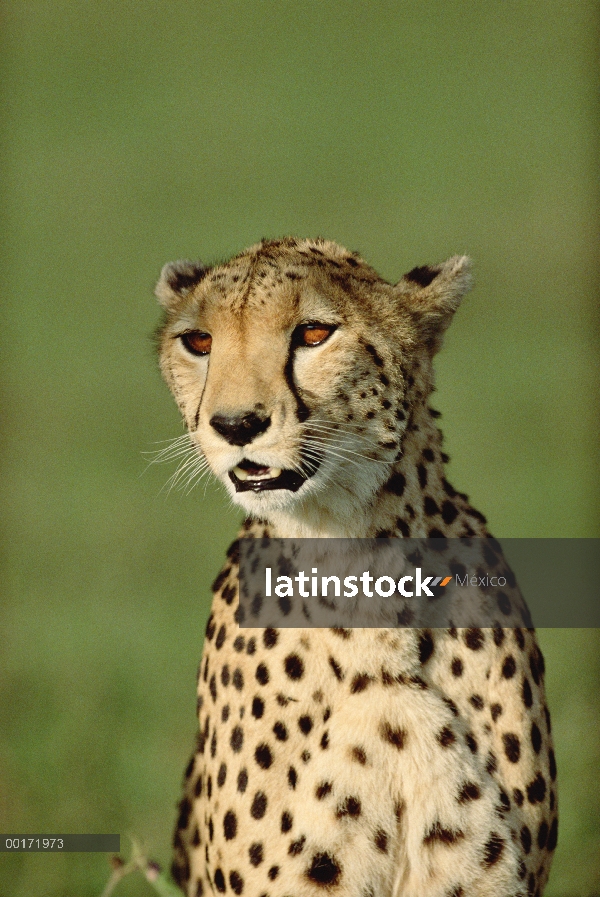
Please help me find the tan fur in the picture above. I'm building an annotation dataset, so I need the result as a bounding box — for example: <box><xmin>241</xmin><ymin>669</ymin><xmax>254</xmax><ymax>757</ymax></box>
<box><xmin>156</xmin><ymin>238</ymin><xmax>556</xmax><ymax>897</ymax></box>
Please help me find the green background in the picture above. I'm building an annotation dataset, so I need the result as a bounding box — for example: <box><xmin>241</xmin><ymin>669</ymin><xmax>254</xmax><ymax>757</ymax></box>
<box><xmin>1</xmin><ymin>2</ymin><xmax>598</xmax><ymax>894</ymax></box>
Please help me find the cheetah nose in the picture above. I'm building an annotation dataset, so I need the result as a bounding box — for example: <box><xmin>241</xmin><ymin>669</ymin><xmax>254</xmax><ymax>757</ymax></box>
<box><xmin>210</xmin><ymin>411</ymin><xmax>272</xmax><ymax>446</ymax></box>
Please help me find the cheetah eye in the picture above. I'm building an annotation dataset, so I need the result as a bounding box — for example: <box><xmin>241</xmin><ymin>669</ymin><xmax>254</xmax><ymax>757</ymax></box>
<box><xmin>293</xmin><ymin>323</ymin><xmax>336</xmax><ymax>348</ymax></box>
<box><xmin>180</xmin><ymin>331</ymin><xmax>212</xmax><ymax>356</ymax></box>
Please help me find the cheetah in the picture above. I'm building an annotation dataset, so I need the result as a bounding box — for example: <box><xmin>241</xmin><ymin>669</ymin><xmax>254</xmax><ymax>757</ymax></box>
<box><xmin>154</xmin><ymin>238</ymin><xmax>557</xmax><ymax>897</ymax></box>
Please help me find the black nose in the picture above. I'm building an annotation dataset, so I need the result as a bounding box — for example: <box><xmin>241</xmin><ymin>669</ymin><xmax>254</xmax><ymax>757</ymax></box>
<box><xmin>210</xmin><ymin>412</ymin><xmax>271</xmax><ymax>446</ymax></box>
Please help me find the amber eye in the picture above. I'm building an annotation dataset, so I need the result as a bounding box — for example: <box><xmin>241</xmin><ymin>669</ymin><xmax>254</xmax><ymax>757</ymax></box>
<box><xmin>294</xmin><ymin>323</ymin><xmax>336</xmax><ymax>347</ymax></box>
<box><xmin>180</xmin><ymin>331</ymin><xmax>212</xmax><ymax>356</ymax></box>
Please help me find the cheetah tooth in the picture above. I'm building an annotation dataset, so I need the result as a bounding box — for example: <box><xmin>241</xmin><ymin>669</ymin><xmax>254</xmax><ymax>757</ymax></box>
<box><xmin>233</xmin><ymin>466</ymin><xmax>282</xmax><ymax>481</ymax></box>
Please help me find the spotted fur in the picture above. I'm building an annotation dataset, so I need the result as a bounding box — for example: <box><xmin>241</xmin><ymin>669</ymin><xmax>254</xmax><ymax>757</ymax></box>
<box><xmin>155</xmin><ymin>237</ymin><xmax>556</xmax><ymax>897</ymax></box>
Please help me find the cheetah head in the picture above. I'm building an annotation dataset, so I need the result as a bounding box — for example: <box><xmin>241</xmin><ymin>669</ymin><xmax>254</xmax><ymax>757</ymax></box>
<box><xmin>155</xmin><ymin>238</ymin><xmax>471</xmax><ymax>535</ymax></box>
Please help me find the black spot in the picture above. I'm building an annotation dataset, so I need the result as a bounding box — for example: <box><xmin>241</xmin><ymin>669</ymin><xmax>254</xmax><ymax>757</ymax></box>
<box><xmin>256</xmin><ymin>663</ymin><xmax>270</xmax><ymax>685</ymax></box>
<box><xmin>250</xmin><ymin>791</ymin><xmax>267</xmax><ymax>819</ymax></box>
<box><xmin>328</xmin><ymin>656</ymin><xmax>344</xmax><ymax>681</ymax></box>
<box><xmin>428</xmin><ymin>527</ymin><xmax>445</xmax><ymax>538</ymax></box>
<box><xmin>284</xmin><ymin>653</ymin><xmax>304</xmax><ymax>680</ymax></box>
<box><xmin>301</xmin><ymin>749</ymin><xmax>311</xmax><ymax>763</ymax></box>
<box><xmin>522</xmin><ymin>677</ymin><xmax>533</xmax><ymax>708</ymax></box>
<box><xmin>206</xmin><ymin>775</ymin><xmax>212</xmax><ymax>799</ymax></box>
<box><xmin>493</xmin><ymin>628</ymin><xmax>505</xmax><ymax>647</ymax></box>
<box><xmin>221</xmin><ymin>665</ymin><xmax>230</xmax><ymax>687</ymax></box>
<box><xmin>514</xmin><ymin>628</ymin><xmax>525</xmax><ymax>649</ymax></box>
<box><xmin>233</xmin><ymin>635</ymin><xmax>245</xmax><ymax>652</ymax></box>
<box><xmin>486</xmin><ymin>752</ymin><xmax>497</xmax><ymax>774</ymax></box>
<box><xmin>336</xmin><ymin>796</ymin><xmax>361</xmax><ymax>818</ymax></box>
<box><xmin>281</xmin><ymin>811</ymin><xmax>293</xmax><ymax>833</ymax></box>
<box><xmin>194</xmin><ymin>776</ymin><xmax>203</xmax><ymax>798</ymax></box>
<box><xmin>520</xmin><ymin>825</ymin><xmax>532</xmax><ymax>854</ymax></box>
<box><xmin>320</xmin><ymin>732</ymin><xmax>329</xmax><ymax>749</ymax></box>
<box><xmin>222</xmin><ymin>584</ymin><xmax>236</xmax><ymax>605</ymax></box>
<box><xmin>482</xmin><ymin>833</ymin><xmax>504</xmax><ymax>867</ymax></box>
<box><xmin>296</xmin><ymin>715</ymin><xmax>312</xmax><ymax>735</ymax></box>
<box><xmin>255</xmin><ymin>743</ymin><xmax>273</xmax><ymax>770</ymax></box>
<box><xmin>465</xmin><ymin>733</ymin><xmax>478</xmax><ymax>753</ymax></box>
<box><xmin>531</xmin><ymin>722</ymin><xmax>542</xmax><ymax>753</ymax></box>
<box><xmin>229</xmin><ymin>872</ymin><xmax>244</xmax><ymax>895</ymax></box>
<box><xmin>405</xmin><ymin>265</ymin><xmax>439</xmax><ymax>287</ymax></box>
<box><xmin>537</xmin><ymin>820</ymin><xmax>548</xmax><ymax>850</ymax></box>
<box><xmin>381</xmin><ymin>722</ymin><xmax>406</xmax><ymax>749</ymax></box>
<box><xmin>268</xmin><ymin>866</ymin><xmax>279</xmax><ymax>880</ymax></box>
<box><xmin>458</xmin><ymin>782</ymin><xmax>480</xmax><ymax>802</ymax></box>
<box><xmin>351</xmin><ymin>747</ymin><xmax>367</xmax><ymax>764</ymax></box>
<box><xmin>422</xmin><ymin>447</ymin><xmax>435</xmax><ymax>462</ymax></box>
<box><xmin>424</xmin><ymin>822</ymin><xmax>464</xmax><ymax>845</ymax></box>
<box><xmin>248</xmin><ymin>841</ymin><xmax>264</xmax><ymax>866</ymax></box>
<box><xmin>217</xmin><ymin>763</ymin><xmax>227</xmax><ymax>788</ymax></box>
<box><xmin>464</xmin><ymin>628</ymin><xmax>484</xmax><ymax>650</ymax></box>
<box><xmin>547</xmin><ymin>817</ymin><xmax>558</xmax><ymax>851</ymax></box>
<box><xmin>233</xmin><ymin>668</ymin><xmax>244</xmax><ymax>690</ymax></box>
<box><xmin>351</xmin><ymin>673</ymin><xmax>373</xmax><ymax>693</ymax></box>
<box><xmin>288</xmin><ymin>766</ymin><xmax>297</xmax><ymax>789</ymax></box>
<box><xmin>289</xmin><ymin>836</ymin><xmax>306</xmax><ymax>856</ymax></box>
<box><xmin>513</xmin><ymin>788</ymin><xmax>524</xmax><ymax>806</ymax></box>
<box><xmin>497</xmin><ymin>788</ymin><xmax>510</xmax><ymax>813</ymax></box>
<box><xmin>470</xmin><ymin>694</ymin><xmax>484</xmax><ymax>711</ymax></box>
<box><xmin>396</xmin><ymin>518</ymin><xmax>410</xmax><ymax>537</ymax></box>
<box><xmin>306</xmin><ymin>852</ymin><xmax>342</xmax><ymax>886</ymax></box>
<box><xmin>417</xmin><ymin>463</ymin><xmax>428</xmax><ymax>488</ymax></box>
<box><xmin>185</xmin><ymin>754</ymin><xmax>195</xmax><ymax>780</ymax></box>
<box><xmin>236</xmin><ymin>768</ymin><xmax>248</xmax><ymax>793</ymax></box>
<box><xmin>441</xmin><ymin>501</ymin><xmax>458</xmax><ymax>524</ymax></box>
<box><xmin>451</xmin><ymin>657</ymin><xmax>463</xmax><ymax>677</ymax></box>
<box><xmin>490</xmin><ymin>703</ymin><xmax>502</xmax><ymax>722</ymax></box>
<box><xmin>529</xmin><ymin>650</ymin><xmax>542</xmax><ymax>685</ymax></box>
<box><xmin>424</xmin><ymin>496</ymin><xmax>439</xmax><ymax>516</ymax></box>
<box><xmin>230</xmin><ymin>726</ymin><xmax>244</xmax><ymax>753</ymax></box>
<box><xmin>501</xmin><ymin>655</ymin><xmax>516</xmax><ymax>678</ymax></box>
<box><xmin>374</xmin><ymin>830</ymin><xmax>388</xmax><ymax>852</ymax></box>
<box><xmin>497</xmin><ymin>592</ymin><xmax>512</xmax><ymax>615</ymax></box>
<box><xmin>215</xmin><ymin>625</ymin><xmax>226</xmax><ymax>650</ymax></box>
<box><xmin>316</xmin><ymin>781</ymin><xmax>332</xmax><ymax>800</ymax></box>
<box><xmin>252</xmin><ymin>696</ymin><xmax>264</xmax><ymax>719</ymax></box>
<box><xmin>418</xmin><ymin>630</ymin><xmax>435</xmax><ymax>664</ymax></box>
<box><xmin>263</xmin><ymin>628</ymin><xmax>279</xmax><ymax>648</ymax></box>
<box><xmin>246</xmin><ymin>637</ymin><xmax>256</xmax><ymax>655</ymax></box>
<box><xmin>273</xmin><ymin>721</ymin><xmax>288</xmax><ymax>741</ymax></box>
<box><xmin>209</xmin><ymin>674</ymin><xmax>217</xmax><ymax>702</ymax></box>
<box><xmin>205</xmin><ymin>615</ymin><xmax>217</xmax><ymax>641</ymax></box>
<box><xmin>223</xmin><ymin>810</ymin><xmax>237</xmax><ymax>840</ymax></box>
<box><xmin>438</xmin><ymin>727</ymin><xmax>456</xmax><ymax>748</ymax></box>
<box><xmin>177</xmin><ymin>796</ymin><xmax>192</xmax><ymax>831</ymax></box>
<box><xmin>526</xmin><ymin>773</ymin><xmax>546</xmax><ymax>804</ymax></box>
<box><xmin>364</xmin><ymin>343</ymin><xmax>384</xmax><ymax>367</ymax></box>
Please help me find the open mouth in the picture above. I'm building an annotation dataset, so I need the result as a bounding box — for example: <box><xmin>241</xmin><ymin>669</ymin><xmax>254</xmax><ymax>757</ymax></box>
<box><xmin>229</xmin><ymin>459</ymin><xmax>314</xmax><ymax>493</ymax></box>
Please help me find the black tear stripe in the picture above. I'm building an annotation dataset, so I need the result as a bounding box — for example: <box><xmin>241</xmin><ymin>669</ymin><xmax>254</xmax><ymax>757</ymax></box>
<box><xmin>283</xmin><ymin>340</ymin><xmax>311</xmax><ymax>426</ymax></box>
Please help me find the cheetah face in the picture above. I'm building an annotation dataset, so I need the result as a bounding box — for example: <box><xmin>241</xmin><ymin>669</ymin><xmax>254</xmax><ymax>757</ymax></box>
<box><xmin>155</xmin><ymin>240</ymin><xmax>471</xmax><ymax>530</ymax></box>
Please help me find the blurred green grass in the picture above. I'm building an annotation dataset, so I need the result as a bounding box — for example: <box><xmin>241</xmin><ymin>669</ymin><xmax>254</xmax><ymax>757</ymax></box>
<box><xmin>0</xmin><ymin>2</ymin><xmax>598</xmax><ymax>895</ymax></box>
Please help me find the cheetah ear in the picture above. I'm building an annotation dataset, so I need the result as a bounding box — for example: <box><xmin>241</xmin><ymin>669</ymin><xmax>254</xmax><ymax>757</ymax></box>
<box><xmin>155</xmin><ymin>260</ymin><xmax>208</xmax><ymax>310</ymax></box>
<box><xmin>395</xmin><ymin>255</ymin><xmax>472</xmax><ymax>354</ymax></box>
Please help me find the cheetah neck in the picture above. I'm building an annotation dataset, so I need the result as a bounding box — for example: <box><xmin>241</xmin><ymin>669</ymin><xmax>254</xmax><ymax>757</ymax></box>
<box><xmin>260</xmin><ymin>403</ymin><xmax>487</xmax><ymax>540</ymax></box>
